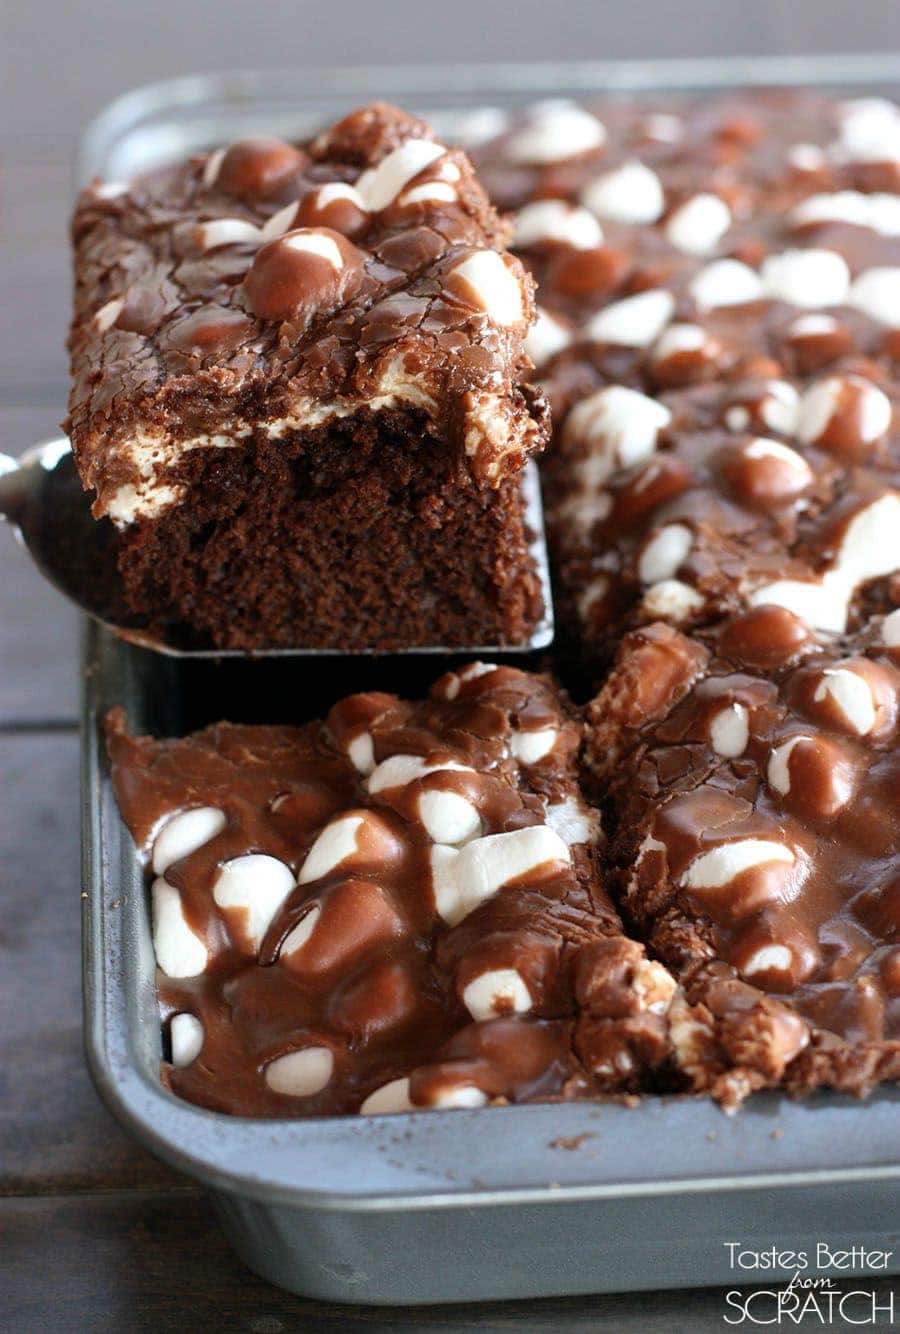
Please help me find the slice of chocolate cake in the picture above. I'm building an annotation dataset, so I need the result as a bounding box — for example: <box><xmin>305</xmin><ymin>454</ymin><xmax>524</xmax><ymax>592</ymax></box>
<box><xmin>68</xmin><ymin>103</ymin><xmax>548</xmax><ymax>650</ymax></box>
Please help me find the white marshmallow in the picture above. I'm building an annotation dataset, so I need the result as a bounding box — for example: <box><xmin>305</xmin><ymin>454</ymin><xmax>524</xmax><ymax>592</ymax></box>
<box><xmin>506</xmin><ymin>101</ymin><xmax>606</xmax><ymax>164</ymax></box>
<box><xmin>643</xmin><ymin>113</ymin><xmax>683</xmax><ymax>143</ymax></box>
<box><xmin>455</xmin><ymin>107</ymin><xmax>509</xmax><ymax>147</ymax></box>
<box><xmin>368</xmin><ymin>754</ymin><xmax>473</xmax><ymax>795</ymax></box>
<box><xmin>581</xmin><ymin>160</ymin><xmax>665</xmax><ymax>224</ymax></box>
<box><xmin>761</xmin><ymin>249</ymin><xmax>850</xmax><ymax>308</ymax></box>
<box><xmin>151</xmin><ymin>878</ymin><xmax>209</xmax><ymax>978</ymax></box>
<box><xmin>814</xmin><ymin>668</ymin><xmax>877</xmax><ymax>735</ymax></box>
<box><xmin>652</xmin><ymin>322</ymin><xmax>707</xmax><ymax>360</ymax></box>
<box><xmin>552</xmin><ymin>491</ymin><xmax>613</xmax><ymax>534</ymax></box>
<box><xmin>298</xmin><ymin>814</ymin><xmax>364</xmax><ymax>882</ymax></box>
<box><xmin>430</xmin><ymin>826</ymin><xmax>571</xmax><ymax>926</ymax></box>
<box><xmin>439</xmin><ymin>662</ymin><xmax>498</xmax><ymax>701</ymax></box>
<box><xmin>690</xmin><ymin>259</ymin><xmax>764</xmax><ymax>309</ymax></box>
<box><xmin>202</xmin><ymin>147</ymin><xmax>225</xmax><ymax>186</ymax></box>
<box><xmin>789</xmin><ymin>313</ymin><xmax>840</xmax><ymax>337</ymax></box>
<box><xmin>543</xmin><ymin>795</ymin><xmax>599</xmax><ymax>846</ymax></box>
<box><xmin>212</xmin><ymin>854</ymin><xmax>296</xmax><ymax>952</ymax></box>
<box><xmin>450</xmin><ymin>251</ymin><xmax>524</xmax><ymax>325</ymax></box>
<box><xmin>642</xmin><ymin>579</ymin><xmax>704</xmax><ymax>621</ymax></box>
<box><xmin>638</xmin><ymin>523</ymin><xmax>692</xmax><ymax>584</ymax></box>
<box><xmin>94</xmin><ymin>298</ymin><xmax>124</xmax><ymax>332</ymax></box>
<box><xmin>709</xmin><ymin>703</ymin><xmax>750</xmax><ymax>758</ymax></box>
<box><xmin>849</xmin><ymin>268</ymin><xmax>900</xmax><ymax>326</ymax></box>
<box><xmin>513</xmin><ymin>200</ymin><xmax>603</xmax><ymax>250</ymax></box>
<box><xmin>356</xmin><ymin>139</ymin><xmax>446</xmax><ymax>210</ymax></box>
<box><xmin>418</xmin><ymin>790</ymin><xmax>482</xmax><ymax>845</ymax></box>
<box><xmin>360</xmin><ymin>1076</ymin><xmax>415</xmax><ymax>1115</ymax></box>
<box><xmin>767</xmin><ymin>735</ymin><xmax>809</xmax><ymax>796</ymax></box>
<box><xmin>400</xmin><ymin>182</ymin><xmax>457</xmax><ymax>205</ymax></box>
<box><xmin>152</xmin><ymin>806</ymin><xmax>226</xmax><ymax>875</ymax></box>
<box><xmin>280</xmin><ymin>904</ymin><xmax>322</xmax><ymax>957</ymax></box>
<box><xmin>196</xmin><ymin>218</ymin><xmax>261</xmax><ymax>250</ymax></box>
<box><xmin>882</xmin><ymin>608</ymin><xmax>900</xmax><ymax>647</ymax></box>
<box><xmin>576</xmin><ymin>574</ymin><xmax>611</xmax><ymax>623</ymax></box>
<box><xmin>282</xmin><ymin>230</ymin><xmax>345</xmax><ymax>271</ymax></box>
<box><xmin>170</xmin><ymin>1013</ymin><xmax>204</xmax><ymax>1068</ymax></box>
<box><xmin>836</xmin><ymin>98</ymin><xmax>900</xmax><ymax>163</ymax></box>
<box><xmin>265</xmin><ymin>1046</ymin><xmax>334</xmax><ymax>1097</ymax></box>
<box><xmin>665</xmin><ymin>193</ymin><xmax>731</xmax><ymax>255</ymax></box>
<box><xmin>743</xmin><ymin>437</ymin><xmax>813</xmax><ymax>487</ymax></box>
<box><xmin>758</xmin><ymin>381</ymin><xmax>802</xmax><ymax>436</ymax></box>
<box><xmin>94</xmin><ymin>180</ymin><xmax>129</xmax><ymax>199</ymax></box>
<box><xmin>347</xmin><ymin>732</ymin><xmax>376</xmax><ymax>776</ymax></box>
<box><xmin>741</xmin><ymin>945</ymin><xmax>794</xmax><ymax>979</ymax></box>
<box><xmin>526</xmin><ymin>307</ymin><xmax>571</xmax><ymax>367</ymax></box>
<box><xmin>510</xmin><ymin>728</ymin><xmax>558</xmax><ymax>764</ymax></box>
<box><xmin>261</xmin><ymin>185</ymin><xmax>366</xmax><ymax>242</ymax></box>
<box><xmin>750</xmin><ymin>492</ymin><xmax>900</xmax><ymax>634</ymax></box>
<box><xmin>584</xmin><ymin>288</ymin><xmax>675</xmax><ymax>347</ymax></box>
<box><xmin>682</xmin><ymin>839</ymin><xmax>796</xmax><ymax>890</ymax></box>
<box><xmin>788</xmin><ymin>143</ymin><xmax>827</xmax><ymax>171</ymax></box>
<box><xmin>462</xmin><ymin>968</ymin><xmax>532</xmax><ymax>1021</ymax></box>
<box><xmin>430</xmin><ymin>1084</ymin><xmax>490</xmax><ymax>1109</ymax></box>
<box><xmin>792</xmin><ymin>191</ymin><xmax>900</xmax><ymax>237</ymax></box>
<box><xmin>565</xmin><ymin>385</ymin><xmax>671</xmax><ymax>485</ymax></box>
<box><xmin>798</xmin><ymin>375</ymin><xmax>892</xmax><ymax>447</ymax></box>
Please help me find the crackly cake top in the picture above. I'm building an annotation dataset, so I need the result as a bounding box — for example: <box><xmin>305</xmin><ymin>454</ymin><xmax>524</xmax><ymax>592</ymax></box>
<box><xmin>464</xmin><ymin>92</ymin><xmax>900</xmax><ymax>657</ymax></box>
<box><xmin>68</xmin><ymin>103</ymin><xmax>547</xmax><ymax>524</ymax></box>
<box><xmin>107</xmin><ymin>664</ymin><xmax>677</xmax><ymax>1117</ymax></box>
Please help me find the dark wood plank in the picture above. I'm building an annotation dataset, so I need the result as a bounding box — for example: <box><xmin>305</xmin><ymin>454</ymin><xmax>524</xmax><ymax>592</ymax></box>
<box><xmin>0</xmin><ymin>732</ymin><xmax>180</xmax><ymax>1195</ymax></box>
<box><xmin>9</xmin><ymin>1191</ymin><xmax>894</xmax><ymax>1334</ymax></box>
<box><xmin>0</xmin><ymin>408</ymin><xmax>80</xmax><ymax>723</ymax></box>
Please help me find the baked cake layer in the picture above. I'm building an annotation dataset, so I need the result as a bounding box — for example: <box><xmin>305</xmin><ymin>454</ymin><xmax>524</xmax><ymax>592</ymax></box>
<box><xmin>68</xmin><ymin>102</ymin><xmax>548</xmax><ymax>648</ymax></box>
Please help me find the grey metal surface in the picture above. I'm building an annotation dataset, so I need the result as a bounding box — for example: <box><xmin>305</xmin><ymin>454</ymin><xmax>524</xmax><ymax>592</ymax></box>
<box><xmin>81</xmin><ymin>57</ymin><xmax>900</xmax><ymax>1304</ymax></box>
<box><xmin>82</xmin><ymin>616</ymin><xmax>900</xmax><ymax>1303</ymax></box>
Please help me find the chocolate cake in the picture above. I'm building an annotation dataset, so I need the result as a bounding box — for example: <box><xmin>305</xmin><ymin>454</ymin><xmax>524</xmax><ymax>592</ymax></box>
<box><xmin>107</xmin><ymin>665</ymin><xmax>677</xmax><ymax>1116</ymax></box>
<box><xmin>469</xmin><ymin>92</ymin><xmax>900</xmax><ymax>665</ymax></box>
<box><xmin>68</xmin><ymin>103</ymin><xmax>547</xmax><ymax>650</ymax></box>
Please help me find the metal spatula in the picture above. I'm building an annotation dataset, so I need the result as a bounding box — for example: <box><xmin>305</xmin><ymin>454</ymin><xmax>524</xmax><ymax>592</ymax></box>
<box><xmin>0</xmin><ymin>438</ymin><xmax>554</xmax><ymax>658</ymax></box>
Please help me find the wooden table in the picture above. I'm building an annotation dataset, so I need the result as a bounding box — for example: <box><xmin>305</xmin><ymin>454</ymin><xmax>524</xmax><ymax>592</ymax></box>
<box><xmin>4</xmin><ymin>12</ymin><xmax>899</xmax><ymax>1326</ymax></box>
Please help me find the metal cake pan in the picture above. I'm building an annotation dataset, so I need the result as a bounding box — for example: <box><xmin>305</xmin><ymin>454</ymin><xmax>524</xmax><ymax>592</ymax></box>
<box><xmin>81</xmin><ymin>57</ymin><xmax>900</xmax><ymax>1304</ymax></box>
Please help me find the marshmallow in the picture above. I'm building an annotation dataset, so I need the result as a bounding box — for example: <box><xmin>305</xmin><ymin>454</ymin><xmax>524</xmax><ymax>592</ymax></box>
<box><xmin>418</xmin><ymin>790</ymin><xmax>482</xmax><ymax>845</ymax></box>
<box><xmin>652</xmin><ymin>323</ymin><xmax>707</xmax><ymax>360</ymax></box>
<box><xmin>170</xmin><ymin>1013</ymin><xmax>204</xmax><ymax>1068</ymax></box>
<box><xmin>510</xmin><ymin>728</ymin><xmax>558</xmax><ymax>764</ymax></box>
<box><xmin>814</xmin><ymin>668</ymin><xmax>877</xmax><ymax>735</ymax></box>
<box><xmin>849</xmin><ymin>268</ymin><xmax>900</xmax><ymax>326</ymax></box>
<box><xmin>792</xmin><ymin>191</ymin><xmax>900</xmax><ymax>237</ymax></box>
<box><xmin>565</xmin><ymin>385</ymin><xmax>671</xmax><ymax>484</ymax></box>
<box><xmin>280</xmin><ymin>904</ymin><xmax>322</xmax><ymax>957</ymax></box>
<box><xmin>767</xmin><ymin>735</ymin><xmax>810</xmax><ymax>795</ymax></box>
<box><xmin>298</xmin><ymin>813</ymin><xmax>366</xmax><ymax>881</ymax></box>
<box><xmin>642</xmin><ymin>579</ymin><xmax>704</xmax><ymax>621</ymax></box>
<box><xmin>742</xmin><ymin>437</ymin><xmax>813</xmax><ymax>490</ymax></box>
<box><xmin>761</xmin><ymin>249</ymin><xmax>850</xmax><ymax>308</ymax></box>
<box><xmin>152</xmin><ymin>806</ymin><xmax>226</xmax><ymax>875</ymax></box>
<box><xmin>682</xmin><ymin>840</ymin><xmax>796</xmax><ymax>890</ymax></box>
<box><xmin>797</xmin><ymin>374</ymin><xmax>892</xmax><ymax>449</ymax></box>
<box><xmin>449</xmin><ymin>251</ymin><xmax>524</xmax><ymax>325</ymax></box>
<box><xmin>691</xmin><ymin>259</ymin><xmax>764</xmax><ymax>309</ymax></box>
<box><xmin>202</xmin><ymin>147</ymin><xmax>226</xmax><ymax>186</ymax></box>
<box><xmin>347</xmin><ymin>732</ymin><xmax>376</xmax><ymax>776</ymax></box>
<box><xmin>543</xmin><ymin>795</ymin><xmax>599</xmax><ymax>846</ymax></box>
<box><xmin>368</xmin><ymin>754</ymin><xmax>473</xmax><ymax>795</ymax></box>
<box><xmin>265</xmin><ymin>1046</ymin><xmax>334</xmax><ymax>1097</ymax></box>
<box><xmin>740</xmin><ymin>944</ymin><xmax>794</xmax><ymax>980</ymax></box>
<box><xmin>836</xmin><ymin>98</ymin><xmax>900</xmax><ymax>163</ymax></box>
<box><xmin>882</xmin><ymin>608</ymin><xmax>900</xmax><ymax>647</ymax></box>
<box><xmin>151</xmin><ymin>878</ymin><xmax>208</xmax><ymax>978</ymax></box>
<box><xmin>506</xmin><ymin>101</ymin><xmax>606</xmax><ymax>164</ymax></box>
<box><xmin>462</xmin><ymin>968</ymin><xmax>532</xmax><ymax>1021</ymax></box>
<box><xmin>212</xmin><ymin>854</ymin><xmax>296</xmax><ymax>952</ymax></box>
<box><xmin>430</xmin><ymin>1084</ymin><xmax>490</xmax><ymax>1109</ymax></box>
<box><xmin>455</xmin><ymin>107</ymin><xmax>509</xmax><ymax>147</ymax></box>
<box><xmin>360</xmin><ymin>1076</ymin><xmax>415</xmax><ymax>1115</ymax></box>
<box><xmin>401</xmin><ymin>181</ymin><xmax>457</xmax><ymax>205</ymax></box>
<box><xmin>438</xmin><ymin>662</ymin><xmax>498</xmax><ymax>701</ymax></box>
<box><xmin>356</xmin><ymin>139</ymin><xmax>446</xmax><ymax>211</ymax></box>
<box><xmin>709</xmin><ymin>703</ymin><xmax>750</xmax><ymax>758</ymax></box>
<box><xmin>788</xmin><ymin>143</ymin><xmax>827</xmax><ymax>171</ymax></box>
<box><xmin>94</xmin><ymin>298</ymin><xmax>124</xmax><ymax>332</ymax></box>
<box><xmin>196</xmin><ymin>218</ymin><xmax>262</xmax><ymax>250</ymax></box>
<box><xmin>638</xmin><ymin>524</ymin><xmax>692</xmax><ymax>584</ymax></box>
<box><xmin>513</xmin><ymin>200</ymin><xmax>603</xmax><ymax>250</ymax></box>
<box><xmin>281</xmin><ymin>230</ymin><xmax>345</xmax><ymax>270</ymax></box>
<box><xmin>665</xmin><ymin>193</ymin><xmax>731</xmax><ymax>255</ymax></box>
<box><xmin>576</xmin><ymin>575</ymin><xmax>611</xmax><ymax>624</ymax></box>
<box><xmin>262</xmin><ymin>185</ymin><xmax>367</xmax><ymax>242</ymax></box>
<box><xmin>581</xmin><ymin>160</ymin><xmax>665</xmax><ymax>224</ymax></box>
<box><xmin>430</xmin><ymin>826</ymin><xmax>571</xmax><ymax>926</ymax></box>
<box><xmin>526</xmin><ymin>307</ymin><xmax>571</xmax><ymax>367</ymax></box>
<box><xmin>759</xmin><ymin>382</ymin><xmax>801</xmax><ymax>436</ymax></box>
<box><xmin>584</xmin><ymin>289</ymin><xmax>675</xmax><ymax>347</ymax></box>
